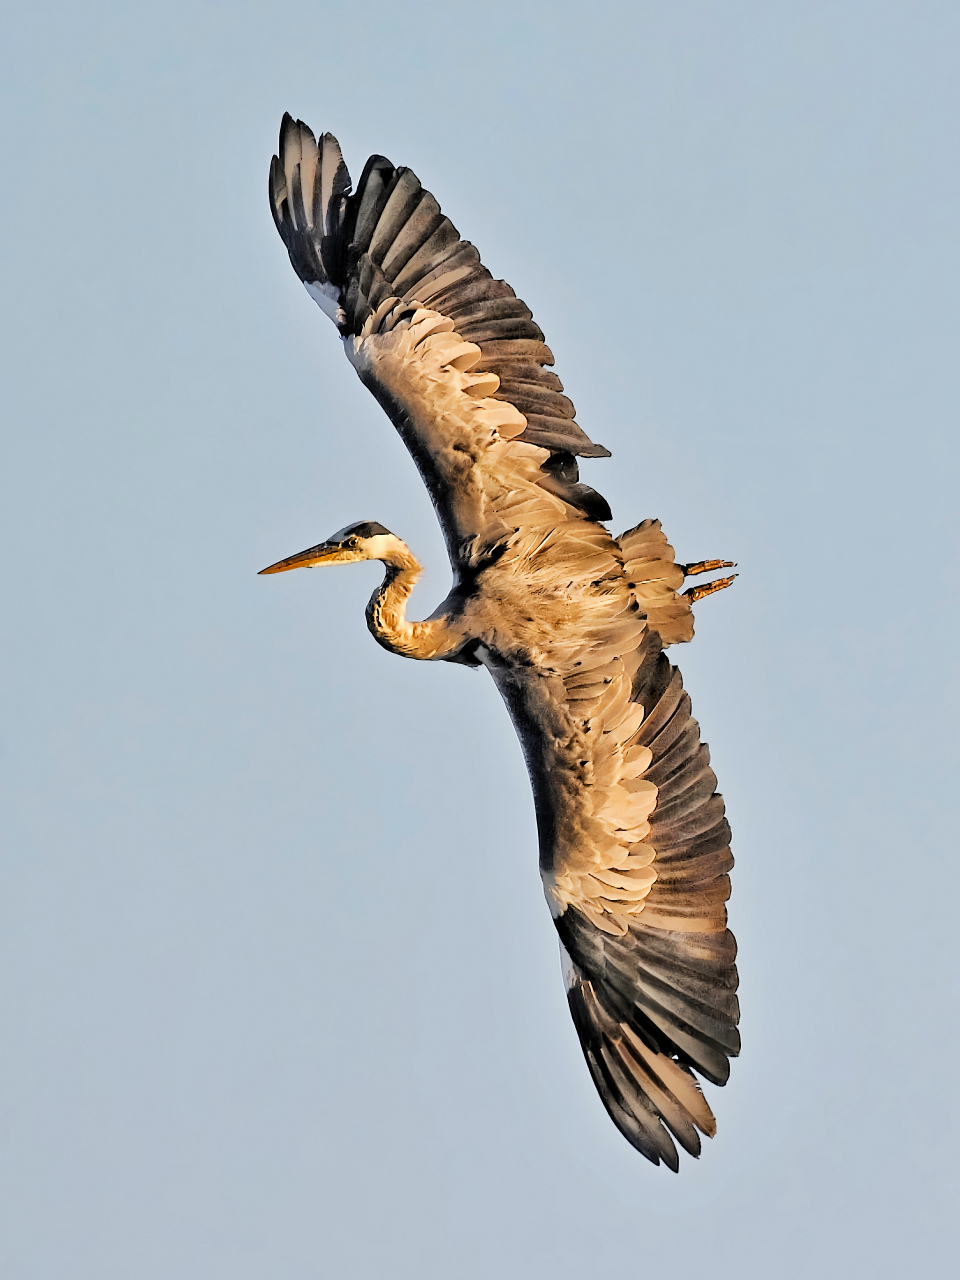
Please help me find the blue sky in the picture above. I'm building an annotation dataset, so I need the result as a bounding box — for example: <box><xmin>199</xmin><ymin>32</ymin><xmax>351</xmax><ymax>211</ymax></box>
<box><xmin>1</xmin><ymin>2</ymin><xmax>958</xmax><ymax>1276</ymax></box>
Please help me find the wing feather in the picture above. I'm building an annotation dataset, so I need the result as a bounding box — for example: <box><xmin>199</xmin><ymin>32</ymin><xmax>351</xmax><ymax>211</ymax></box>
<box><xmin>643</xmin><ymin>722</ymin><xmax>702</xmax><ymax>786</ymax></box>
<box><xmin>366</xmin><ymin>169</ymin><xmax>423</xmax><ymax>265</ymax></box>
<box><xmin>381</xmin><ymin>196</ymin><xmax>444</xmax><ymax>278</ymax></box>
<box><xmin>392</xmin><ymin>221</ymin><xmax>464</xmax><ymax>293</ymax></box>
<box><xmin>447</xmin><ymin>296</ymin><xmax>534</xmax><ymax>323</ymax></box>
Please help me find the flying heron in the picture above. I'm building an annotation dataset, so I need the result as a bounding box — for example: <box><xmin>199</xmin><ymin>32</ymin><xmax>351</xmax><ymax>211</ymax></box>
<box><xmin>261</xmin><ymin>115</ymin><xmax>740</xmax><ymax>1170</ymax></box>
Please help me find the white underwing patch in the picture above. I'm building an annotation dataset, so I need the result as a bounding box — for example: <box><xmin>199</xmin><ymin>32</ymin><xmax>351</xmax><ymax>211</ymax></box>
<box><xmin>304</xmin><ymin>279</ymin><xmax>344</xmax><ymax>325</ymax></box>
<box><xmin>559</xmin><ymin>941</ymin><xmax>578</xmax><ymax>991</ymax></box>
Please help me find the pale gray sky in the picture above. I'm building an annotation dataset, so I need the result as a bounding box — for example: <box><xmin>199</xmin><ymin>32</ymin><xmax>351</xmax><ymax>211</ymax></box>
<box><xmin>2</xmin><ymin>2</ymin><xmax>958</xmax><ymax>1276</ymax></box>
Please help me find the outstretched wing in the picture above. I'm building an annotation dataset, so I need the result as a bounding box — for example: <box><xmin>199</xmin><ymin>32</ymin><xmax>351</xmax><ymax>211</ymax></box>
<box><xmin>269</xmin><ymin>116</ymin><xmax>613</xmax><ymax>570</ymax></box>
<box><xmin>494</xmin><ymin>621</ymin><xmax>739</xmax><ymax>1170</ymax></box>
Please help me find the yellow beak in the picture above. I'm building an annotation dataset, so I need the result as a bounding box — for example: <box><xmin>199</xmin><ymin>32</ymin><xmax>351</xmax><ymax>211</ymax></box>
<box><xmin>258</xmin><ymin>542</ymin><xmax>347</xmax><ymax>574</ymax></box>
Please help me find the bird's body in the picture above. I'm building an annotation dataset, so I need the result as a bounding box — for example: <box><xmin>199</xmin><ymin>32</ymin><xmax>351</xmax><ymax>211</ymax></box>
<box><xmin>262</xmin><ymin>116</ymin><xmax>740</xmax><ymax>1170</ymax></box>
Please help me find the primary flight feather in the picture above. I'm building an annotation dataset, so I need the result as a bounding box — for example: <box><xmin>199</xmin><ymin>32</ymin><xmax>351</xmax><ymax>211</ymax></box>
<box><xmin>261</xmin><ymin>114</ymin><xmax>739</xmax><ymax>1170</ymax></box>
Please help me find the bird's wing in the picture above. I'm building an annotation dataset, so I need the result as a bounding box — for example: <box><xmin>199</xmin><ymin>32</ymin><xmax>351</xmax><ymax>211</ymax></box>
<box><xmin>269</xmin><ymin>117</ymin><xmax>614</xmax><ymax>571</ymax></box>
<box><xmin>494</xmin><ymin>623</ymin><xmax>738</xmax><ymax>1170</ymax></box>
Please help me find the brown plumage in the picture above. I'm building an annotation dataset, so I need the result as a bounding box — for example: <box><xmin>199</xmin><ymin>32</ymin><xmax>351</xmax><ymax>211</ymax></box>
<box><xmin>261</xmin><ymin>116</ymin><xmax>740</xmax><ymax>1171</ymax></box>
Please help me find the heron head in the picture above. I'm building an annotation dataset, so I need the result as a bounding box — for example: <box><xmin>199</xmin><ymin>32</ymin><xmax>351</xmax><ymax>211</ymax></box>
<box><xmin>258</xmin><ymin>521</ymin><xmax>403</xmax><ymax>574</ymax></box>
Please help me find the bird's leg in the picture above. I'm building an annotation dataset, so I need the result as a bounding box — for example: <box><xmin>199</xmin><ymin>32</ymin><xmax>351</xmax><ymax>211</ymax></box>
<box><xmin>681</xmin><ymin>559</ymin><xmax>736</xmax><ymax>577</ymax></box>
<box><xmin>680</xmin><ymin>559</ymin><xmax>738</xmax><ymax>603</ymax></box>
<box><xmin>683</xmin><ymin>575</ymin><xmax>737</xmax><ymax>602</ymax></box>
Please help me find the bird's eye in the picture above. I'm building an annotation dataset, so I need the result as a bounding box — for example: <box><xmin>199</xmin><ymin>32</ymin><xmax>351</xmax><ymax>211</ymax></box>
<box><xmin>346</xmin><ymin>537</ymin><xmax>359</xmax><ymax>548</ymax></box>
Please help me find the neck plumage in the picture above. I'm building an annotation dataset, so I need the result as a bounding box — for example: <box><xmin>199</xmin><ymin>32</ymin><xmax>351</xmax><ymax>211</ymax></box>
<box><xmin>365</xmin><ymin>542</ymin><xmax>461</xmax><ymax>661</ymax></box>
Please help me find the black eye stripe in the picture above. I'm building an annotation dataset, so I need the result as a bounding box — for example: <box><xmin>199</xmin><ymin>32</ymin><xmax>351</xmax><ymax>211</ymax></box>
<box><xmin>343</xmin><ymin>520</ymin><xmax>392</xmax><ymax>539</ymax></box>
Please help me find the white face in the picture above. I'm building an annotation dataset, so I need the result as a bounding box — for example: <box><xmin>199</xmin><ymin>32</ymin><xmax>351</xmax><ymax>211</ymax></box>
<box><xmin>360</xmin><ymin>533</ymin><xmax>402</xmax><ymax>561</ymax></box>
<box><xmin>325</xmin><ymin>529</ymin><xmax>406</xmax><ymax>564</ymax></box>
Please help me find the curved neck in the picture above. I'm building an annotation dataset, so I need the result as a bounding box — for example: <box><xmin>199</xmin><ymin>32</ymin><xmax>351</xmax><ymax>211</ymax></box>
<box><xmin>365</xmin><ymin>542</ymin><xmax>462</xmax><ymax>661</ymax></box>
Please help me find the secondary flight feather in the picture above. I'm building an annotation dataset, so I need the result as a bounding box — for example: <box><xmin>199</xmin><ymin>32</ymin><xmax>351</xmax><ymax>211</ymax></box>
<box><xmin>261</xmin><ymin>114</ymin><xmax>739</xmax><ymax>1170</ymax></box>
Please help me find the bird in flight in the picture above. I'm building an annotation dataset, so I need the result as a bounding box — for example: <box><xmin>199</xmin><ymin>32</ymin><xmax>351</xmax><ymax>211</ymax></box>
<box><xmin>261</xmin><ymin>115</ymin><xmax>740</xmax><ymax>1170</ymax></box>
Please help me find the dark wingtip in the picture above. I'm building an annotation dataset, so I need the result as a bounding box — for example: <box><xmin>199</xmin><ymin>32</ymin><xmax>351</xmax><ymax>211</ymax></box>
<box><xmin>268</xmin><ymin>154</ymin><xmax>283</xmax><ymax>230</ymax></box>
<box><xmin>280</xmin><ymin>112</ymin><xmax>301</xmax><ymax>160</ymax></box>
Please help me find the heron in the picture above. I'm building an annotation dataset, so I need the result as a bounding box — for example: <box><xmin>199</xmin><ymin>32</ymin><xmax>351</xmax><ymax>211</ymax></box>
<box><xmin>260</xmin><ymin>115</ymin><xmax>740</xmax><ymax>1171</ymax></box>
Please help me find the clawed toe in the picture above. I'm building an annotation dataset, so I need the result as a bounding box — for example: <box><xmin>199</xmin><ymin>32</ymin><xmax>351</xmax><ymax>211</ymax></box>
<box><xmin>683</xmin><ymin>574</ymin><xmax>738</xmax><ymax>603</ymax></box>
<box><xmin>680</xmin><ymin>557</ymin><xmax>738</xmax><ymax>603</ymax></box>
<box><xmin>681</xmin><ymin>559</ymin><xmax>736</xmax><ymax>577</ymax></box>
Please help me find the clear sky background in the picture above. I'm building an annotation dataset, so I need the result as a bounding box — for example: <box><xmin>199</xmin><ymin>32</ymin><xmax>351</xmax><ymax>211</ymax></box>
<box><xmin>2</xmin><ymin>2</ymin><xmax>958</xmax><ymax>1276</ymax></box>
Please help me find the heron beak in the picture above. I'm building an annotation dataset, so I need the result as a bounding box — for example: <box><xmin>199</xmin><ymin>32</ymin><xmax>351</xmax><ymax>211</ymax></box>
<box><xmin>258</xmin><ymin>542</ymin><xmax>347</xmax><ymax>574</ymax></box>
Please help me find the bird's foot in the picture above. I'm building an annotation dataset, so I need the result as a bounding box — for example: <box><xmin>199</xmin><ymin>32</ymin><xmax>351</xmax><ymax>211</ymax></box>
<box><xmin>681</xmin><ymin>559</ymin><xmax>736</xmax><ymax>577</ymax></box>
<box><xmin>683</xmin><ymin>573</ymin><xmax>738</xmax><ymax>602</ymax></box>
<box><xmin>679</xmin><ymin>558</ymin><xmax>737</xmax><ymax>602</ymax></box>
